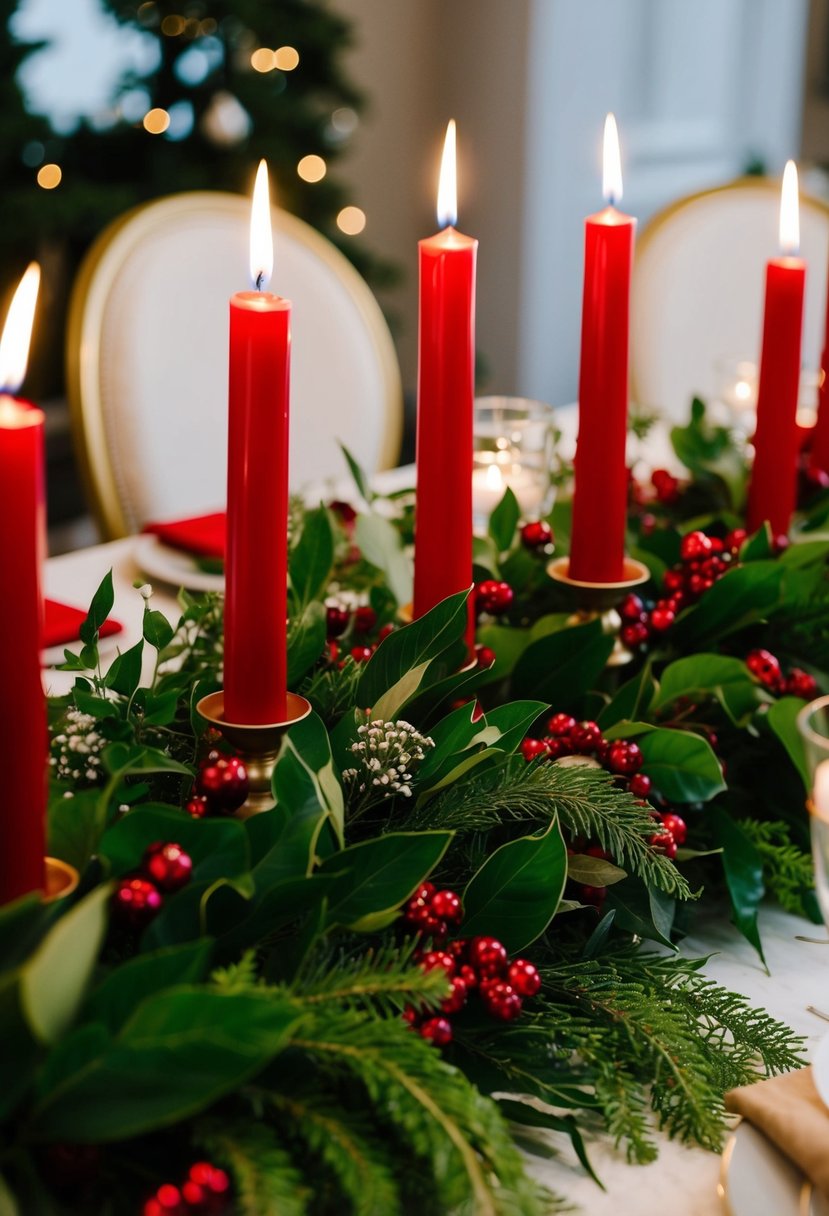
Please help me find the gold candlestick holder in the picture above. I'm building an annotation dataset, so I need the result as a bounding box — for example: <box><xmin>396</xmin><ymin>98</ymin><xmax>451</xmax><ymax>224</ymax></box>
<box><xmin>547</xmin><ymin>555</ymin><xmax>651</xmax><ymax>667</ymax></box>
<box><xmin>196</xmin><ymin>691</ymin><xmax>313</xmax><ymax>818</ymax></box>
<box><xmin>44</xmin><ymin>857</ymin><xmax>80</xmax><ymax>902</ymax></box>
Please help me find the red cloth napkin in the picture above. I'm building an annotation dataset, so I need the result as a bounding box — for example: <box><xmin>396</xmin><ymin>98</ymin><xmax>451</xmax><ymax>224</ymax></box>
<box><xmin>143</xmin><ymin>512</ymin><xmax>226</xmax><ymax>559</ymax></box>
<box><xmin>44</xmin><ymin>599</ymin><xmax>123</xmax><ymax>648</ymax></box>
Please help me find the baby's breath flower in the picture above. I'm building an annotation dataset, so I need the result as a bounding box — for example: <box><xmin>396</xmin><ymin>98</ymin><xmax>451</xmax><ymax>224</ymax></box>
<box><xmin>342</xmin><ymin>717</ymin><xmax>434</xmax><ymax>812</ymax></box>
<box><xmin>50</xmin><ymin>708</ymin><xmax>105</xmax><ymax>787</ymax></box>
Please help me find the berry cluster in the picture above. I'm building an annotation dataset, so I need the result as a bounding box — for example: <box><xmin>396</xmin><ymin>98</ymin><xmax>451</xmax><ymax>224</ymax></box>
<box><xmin>142</xmin><ymin>1162</ymin><xmax>231</xmax><ymax>1216</ymax></box>
<box><xmin>620</xmin><ymin>528</ymin><xmax>746</xmax><ymax>649</ymax></box>
<box><xmin>520</xmin><ymin>714</ymin><xmax>686</xmax><ymax>906</ymax></box>
<box><xmin>474</xmin><ymin>580</ymin><xmax>514</xmax><ymax>616</ymax></box>
<box><xmin>325</xmin><ymin>599</ymin><xmax>398</xmax><ymax>668</ymax></box>
<box><xmin>520</xmin><ymin>520</ymin><xmax>554</xmax><ymax>550</ymax></box>
<box><xmin>746</xmin><ymin>649</ymin><xmax>818</xmax><ymax>699</ymax></box>
<box><xmin>402</xmin><ymin>885</ymin><xmax>542</xmax><ymax>1043</ymax></box>
<box><xmin>112</xmin><ymin>842</ymin><xmax>193</xmax><ymax>930</ymax></box>
<box><xmin>186</xmin><ymin>751</ymin><xmax>249</xmax><ymax>818</ymax></box>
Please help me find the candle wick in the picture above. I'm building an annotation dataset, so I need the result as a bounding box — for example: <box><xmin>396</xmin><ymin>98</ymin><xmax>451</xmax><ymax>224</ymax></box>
<box><xmin>255</xmin><ymin>271</ymin><xmax>265</xmax><ymax>292</ymax></box>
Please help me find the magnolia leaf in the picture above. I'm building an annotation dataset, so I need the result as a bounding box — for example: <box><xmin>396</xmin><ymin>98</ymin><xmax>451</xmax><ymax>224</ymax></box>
<box><xmin>712</xmin><ymin>807</ymin><xmax>767</xmax><ymax>967</ymax></box>
<box><xmin>142</xmin><ymin>609</ymin><xmax>174</xmax><ymax>651</ymax></box>
<box><xmin>489</xmin><ymin>487</ymin><xmax>521</xmax><ymax>553</ymax></box>
<box><xmin>319</xmin><ymin>831</ymin><xmax>452</xmax><ymax>929</ymax></box>
<box><xmin>85</xmin><ymin>942</ymin><xmax>213</xmax><ymax>1034</ymax></box>
<box><xmin>100</xmin><ymin>805</ymin><xmax>250</xmax><ymax>882</ymax></box>
<box><xmin>273</xmin><ymin>711</ymin><xmax>345</xmax><ymax>851</ymax></box>
<box><xmin>511</xmin><ymin>618</ymin><xmax>615</xmax><ymax>709</ymax></box>
<box><xmin>605</xmin><ymin>722</ymin><xmax>725</xmax><ymax>803</ymax></box>
<box><xmin>767</xmin><ymin>696</ymin><xmax>810</xmax><ymax>790</ymax></box>
<box><xmin>653</xmin><ymin>654</ymin><xmax>759</xmax><ymax>725</ymax></box>
<box><xmin>289</xmin><ymin>506</ymin><xmax>335</xmax><ymax>607</ymax></box>
<box><xmin>354</xmin><ymin>512</ymin><xmax>412</xmax><ymax>606</ymax></box>
<box><xmin>461</xmin><ymin>818</ymin><xmax>567</xmax><ymax>952</ymax></box>
<box><xmin>566</xmin><ymin>854</ymin><xmax>627</xmax><ymax>886</ymax></box>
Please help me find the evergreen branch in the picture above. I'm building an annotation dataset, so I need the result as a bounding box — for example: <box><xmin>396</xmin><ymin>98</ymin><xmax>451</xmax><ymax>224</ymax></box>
<box><xmin>267</xmin><ymin>1090</ymin><xmax>401</xmax><ymax>1216</ymax></box>
<box><xmin>290</xmin><ymin>1007</ymin><xmax>555</xmax><ymax>1215</ymax></box>
<box><xmin>410</xmin><ymin>760</ymin><xmax>690</xmax><ymax>899</ymax></box>
<box><xmin>292</xmin><ymin>940</ymin><xmax>449</xmax><ymax>1017</ymax></box>
<box><xmin>193</xmin><ymin>1120</ymin><xmax>309</xmax><ymax>1216</ymax></box>
<box><xmin>211</xmin><ymin>950</ymin><xmax>259</xmax><ymax>994</ymax></box>
<box><xmin>740</xmin><ymin>819</ymin><xmax>815</xmax><ymax>918</ymax></box>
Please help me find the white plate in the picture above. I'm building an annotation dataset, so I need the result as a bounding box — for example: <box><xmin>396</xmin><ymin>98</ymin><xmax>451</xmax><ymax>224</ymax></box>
<box><xmin>720</xmin><ymin>1120</ymin><xmax>829</xmax><ymax>1215</ymax></box>
<box><xmin>132</xmin><ymin>534</ymin><xmax>224</xmax><ymax>594</ymax></box>
<box><xmin>41</xmin><ymin>634</ymin><xmax>122</xmax><ymax>669</ymax></box>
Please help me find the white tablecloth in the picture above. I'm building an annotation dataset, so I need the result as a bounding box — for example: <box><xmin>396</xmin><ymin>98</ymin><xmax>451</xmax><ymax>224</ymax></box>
<box><xmin>43</xmin><ymin>477</ymin><xmax>828</xmax><ymax>1216</ymax></box>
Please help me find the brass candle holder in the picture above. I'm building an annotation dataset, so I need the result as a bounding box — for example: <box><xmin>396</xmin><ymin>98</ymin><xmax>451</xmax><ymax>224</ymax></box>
<box><xmin>547</xmin><ymin>555</ymin><xmax>651</xmax><ymax>667</ymax></box>
<box><xmin>196</xmin><ymin>690</ymin><xmax>312</xmax><ymax>818</ymax></box>
<box><xmin>44</xmin><ymin>856</ymin><xmax>80</xmax><ymax>902</ymax></box>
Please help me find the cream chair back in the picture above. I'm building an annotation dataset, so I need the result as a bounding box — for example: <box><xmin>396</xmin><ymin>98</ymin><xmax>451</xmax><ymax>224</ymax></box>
<box><xmin>67</xmin><ymin>191</ymin><xmax>402</xmax><ymax>537</ymax></box>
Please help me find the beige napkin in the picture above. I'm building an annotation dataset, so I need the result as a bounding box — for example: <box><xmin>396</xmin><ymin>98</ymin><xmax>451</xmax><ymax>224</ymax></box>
<box><xmin>725</xmin><ymin>1067</ymin><xmax>829</xmax><ymax>1197</ymax></box>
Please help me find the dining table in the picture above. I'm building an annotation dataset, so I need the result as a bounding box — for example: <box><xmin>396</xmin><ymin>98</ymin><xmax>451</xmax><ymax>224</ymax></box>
<box><xmin>41</xmin><ymin>432</ymin><xmax>829</xmax><ymax>1216</ymax></box>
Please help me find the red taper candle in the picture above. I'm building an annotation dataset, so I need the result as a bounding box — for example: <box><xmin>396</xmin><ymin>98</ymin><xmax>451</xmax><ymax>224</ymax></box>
<box><xmin>0</xmin><ymin>264</ymin><xmax>46</xmax><ymax>902</ymax></box>
<box><xmin>413</xmin><ymin>120</ymin><xmax>477</xmax><ymax>647</ymax></box>
<box><xmin>810</xmin><ymin>255</ymin><xmax>829</xmax><ymax>473</ymax></box>
<box><xmin>569</xmin><ymin>114</ymin><xmax>636</xmax><ymax>584</ymax></box>
<box><xmin>747</xmin><ymin>161</ymin><xmax>806</xmax><ymax>539</ymax></box>
<box><xmin>224</xmin><ymin>161</ymin><xmax>290</xmax><ymax>724</ymax></box>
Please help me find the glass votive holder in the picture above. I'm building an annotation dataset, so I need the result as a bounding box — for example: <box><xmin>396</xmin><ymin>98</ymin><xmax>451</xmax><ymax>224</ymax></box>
<box><xmin>796</xmin><ymin>695</ymin><xmax>829</xmax><ymax>928</ymax></box>
<box><xmin>713</xmin><ymin>355</ymin><xmax>820</xmax><ymax>435</ymax></box>
<box><xmin>473</xmin><ymin>396</ymin><xmax>556</xmax><ymax>532</ymax></box>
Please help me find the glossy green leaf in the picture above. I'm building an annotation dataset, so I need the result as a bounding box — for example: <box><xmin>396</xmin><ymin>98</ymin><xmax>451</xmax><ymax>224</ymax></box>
<box><xmin>712</xmin><ymin>807</ymin><xmax>767</xmax><ymax>967</ymax></box>
<box><xmin>670</xmin><ymin>561</ymin><xmax>784</xmax><ymax>647</ymax></box>
<box><xmin>47</xmin><ymin>789</ymin><xmax>101</xmax><ymax>874</ymax></box>
<box><xmin>488</xmin><ymin>487</ymin><xmax>521</xmax><ymax>552</ymax></box>
<box><xmin>461</xmin><ymin>818</ymin><xmax>567</xmax><ymax>952</ymax></box>
<box><xmin>319</xmin><ymin>831</ymin><xmax>452</xmax><ymax>930</ymax></box>
<box><xmin>598</xmin><ymin>663</ymin><xmax>656</xmax><ymax>729</ymax></box>
<box><xmin>289</xmin><ymin>506</ymin><xmax>335</xmax><ymax>607</ymax></box>
<box><xmin>100</xmin><ymin>804</ymin><xmax>249</xmax><ymax>882</ymax></box>
<box><xmin>652</xmin><ymin>654</ymin><xmax>759</xmax><ymax>725</ymax></box>
<box><xmin>287</xmin><ymin>601</ymin><xmax>326</xmax><ymax>684</ymax></box>
<box><xmin>29</xmin><ymin>988</ymin><xmax>304</xmax><ymax>1141</ymax></box>
<box><xmin>273</xmin><ymin>711</ymin><xmax>344</xmax><ymax>852</ymax></box>
<box><xmin>340</xmin><ymin>442</ymin><xmax>373</xmax><ymax>503</ymax></box>
<box><xmin>603</xmin><ymin>878</ymin><xmax>676</xmax><ymax>949</ymax></box>
<box><xmin>566</xmin><ymin>854</ymin><xmax>626</xmax><ymax>886</ymax></box>
<box><xmin>605</xmin><ymin>722</ymin><xmax>725</xmax><ymax>802</ymax></box>
<box><xmin>354</xmin><ymin>511</ymin><xmax>412</xmax><ymax>606</ymax></box>
<box><xmin>85</xmin><ymin>941</ymin><xmax>213</xmax><ymax>1033</ymax></box>
<box><xmin>142</xmin><ymin>609</ymin><xmax>174</xmax><ymax>651</ymax></box>
<box><xmin>79</xmin><ymin>571</ymin><xmax>114</xmax><ymax>646</ymax></box>
<box><xmin>103</xmin><ymin>641</ymin><xmax>144</xmax><ymax>696</ymax></box>
<box><xmin>767</xmin><ymin>696</ymin><xmax>810</xmax><ymax>790</ymax></box>
<box><xmin>511</xmin><ymin>618</ymin><xmax>615</xmax><ymax>710</ymax></box>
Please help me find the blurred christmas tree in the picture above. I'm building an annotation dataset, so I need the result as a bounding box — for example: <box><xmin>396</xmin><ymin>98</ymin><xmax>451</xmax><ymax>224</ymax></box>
<box><xmin>2</xmin><ymin>0</ymin><xmax>393</xmax><ymax>396</ymax></box>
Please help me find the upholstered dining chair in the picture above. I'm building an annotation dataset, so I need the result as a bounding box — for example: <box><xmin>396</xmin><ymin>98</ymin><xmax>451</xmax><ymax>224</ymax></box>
<box><xmin>630</xmin><ymin>177</ymin><xmax>829</xmax><ymax>422</ymax></box>
<box><xmin>66</xmin><ymin>191</ymin><xmax>402</xmax><ymax>538</ymax></box>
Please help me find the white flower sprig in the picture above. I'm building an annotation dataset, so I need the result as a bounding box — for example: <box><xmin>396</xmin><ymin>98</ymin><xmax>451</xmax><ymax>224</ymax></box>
<box><xmin>50</xmin><ymin>708</ymin><xmax>105</xmax><ymax>786</ymax></box>
<box><xmin>342</xmin><ymin>717</ymin><xmax>434</xmax><ymax>812</ymax></box>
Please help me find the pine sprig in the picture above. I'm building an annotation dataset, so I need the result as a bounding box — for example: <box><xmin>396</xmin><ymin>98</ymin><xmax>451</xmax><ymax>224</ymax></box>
<box><xmin>211</xmin><ymin>950</ymin><xmax>259</xmax><ymax>994</ymax></box>
<box><xmin>410</xmin><ymin>759</ymin><xmax>691</xmax><ymax>899</ymax></box>
<box><xmin>292</xmin><ymin>940</ymin><xmax>450</xmax><ymax>1017</ymax></box>
<box><xmin>289</xmin><ymin>1006</ymin><xmax>555</xmax><ymax>1215</ymax></box>
<box><xmin>267</xmin><ymin>1089</ymin><xmax>401</xmax><ymax>1216</ymax></box>
<box><xmin>193</xmin><ymin>1120</ymin><xmax>309</xmax><ymax>1216</ymax></box>
<box><xmin>740</xmin><ymin>819</ymin><xmax>815</xmax><ymax>918</ymax></box>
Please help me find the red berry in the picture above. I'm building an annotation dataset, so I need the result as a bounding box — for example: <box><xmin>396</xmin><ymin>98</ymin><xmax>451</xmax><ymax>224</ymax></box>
<box><xmin>685</xmin><ymin>573</ymin><xmax>706</xmax><ymax>598</ymax></box>
<box><xmin>547</xmin><ymin>712</ymin><xmax>577</xmax><ymax>737</ymax></box>
<box><xmin>606</xmin><ymin>740</ymin><xmax>644</xmax><ymax>775</ymax></box>
<box><xmin>746</xmin><ymin>648</ymin><xmax>783</xmax><ymax>691</ymax></box>
<box><xmin>649</xmin><ymin>607</ymin><xmax>675</xmax><ymax>632</ymax></box>
<box><xmin>419</xmin><ymin>1016</ymin><xmax>453</xmax><ymax>1045</ymax></box>
<box><xmin>458</xmin><ymin>963</ymin><xmax>478</xmax><ymax>989</ymax></box>
<box><xmin>185</xmin><ymin>794</ymin><xmax>209</xmax><ymax>818</ymax></box>
<box><xmin>680</xmin><ymin>530</ymin><xmax>713</xmax><ymax>561</ymax></box>
<box><xmin>142</xmin><ymin>842</ymin><xmax>193</xmax><ymax>893</ymax></box>
<box><xmin>507</xmin><ymin>958</ymin><xmax>542</xmax><ymax>997</ymax></box>
<box><xmin>112</xmin><ymin>877</ymin><xmax>163</xmax><ymax>928</ymax></box>
<box><xmin>181</xmin><ymin>1180</ymin><xmax>208</xmax><ymax>1207</ymax></box>
<box><xmin>475</xmin><ymin>579</ymin><xmax>514</xmax><ymax>615</ymax></box>
<box><xmin>419</xmin><ymin>950</ymin><xmax>456</xmax><ymax>978</ymax></box>
<box><xmin>475</xmin><ymin>644</ymin><xmax>497</xmax><ymax>668</ymax></box>
<box><xmin>786</xmin><ymin>668</ymin><xmax>818</xmax><ymax>700</ymax></box>
<box><xmin>649</xmin><ymin>829</ymin><xmax>677</xmax><ymax>860</ymax></box>
<box><xmin>544</xmin><ymin>737</ymin><xmax>573</xmax><ymax>760</ymax></box>
<box><xmin>521</xmin><ymin>520</ymin><xmax>553</xmax><ymax>549</ymax></box>
<box><xmin>468</xmin><ymin>936</ymin><xmax>508</xmax><ymax>977</ymax></box>
<box><xmin>155</xmin><ymin>1185</ymin><xmax>182</xmax><ymax>1212</ymax></box>
<box><xmin>378</xmin><ymin>623</ymin><xmax>395</xmax><ymax>641</ymax></box>
<box><xmin>354</xmin><ymin>605</ymin><xmax>377</xmax><ymax>633</ymax></box>
<box><xmin>442</xmin><ymin>975</ymin><xmax>468</xmax><ymax>1013</ymax></box>
<box><xmin>663</xmin><ymin>568</ymin><xmax>685</xmax><ymax>594</ymax></box>
<box><xmin>569</xmin><ymin>721</ymin><xmax>603</xmax><ymax>753</ymax></box>
<box><xmin>413</xmin><ymin>882</ymin><xmax>436</xmax><ymax>904</ymax></box>
<box><xmin>580</xmin><ymin>885</ymin><xmax>607</xmax><ymax>908</ymax></box>
<box><xmin>431</xmin><ymin>890</ymin><xmax>463</xmax><ymax>922</ymax></box>
<box><xmin>661</xmin><ymin>812</ymin><xmax>687</xmax><ymax>846</ymax></box>
<box><xmin>402</xmin><ymin>1006</ymin><xmax>418</xmax><ymax>1025</ymax></box>
<box><xmin>628</xmin><ymin>772</ymin><xmax>652</xmax><ymax>798</ymax></box>
<box><xmin>326</xmin><ymin>604</ymin><xmax>350</xmax><ymax>638</ymax></box>
<box><xmin>521</xmin><ymin>737</ymin><xmax>549</xmax><ymax>762</ymax></box>
<box><xmin>725</xmin><ymin>528</ymin><xmax>747</xmax><ymax>555</ymax></box>
<box><xmin>187</xmin><ymin>1162</ymin><xmax>229</xmax><ymax>1195</ymax></box>
<box><xmin>196</xmin><ymin>755</ymin><xmax>249</xmax><ymax>813</ymax></box>
<box><xmin>700</xmin><ymin>556</ymin><xmax>725</xmax><ymax>580</ymax></box>
<box><xmin>350</xmin><ymin>645</ymin><xmax>374</xmax><ymax>663</ymax></box>
<box><xmin>621</xmin><ymin>621</ymin><xmax>649</xmax><ymax>648</ymax></box>
<box><xmin>481</xmin><ymin>981</ymin><xmax>523</xmax><ymax>1021</ymax></box>
<box><xmin>619</xmin><ymin>594</ymin><xmax>645</xmax><ymax>622</ymax></box>
<box><xmin>640</xmin><ymin>512</ymin><xmax>657</xmax><ymax>535</ymax></box>
<box><xmin>329</xmin><ymin>499</ymin><xmax>357</xmax><ymax>526</ymax></box>
<box><xmin>773</xmin><ymin>534</ymin><xmax>790</xmax><ymax>553</ymax></box>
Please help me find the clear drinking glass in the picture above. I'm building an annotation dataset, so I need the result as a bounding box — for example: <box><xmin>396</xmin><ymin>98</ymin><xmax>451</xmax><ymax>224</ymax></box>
<box><xmin>713</xmin><ymin>356</ymin><xmax>820</xmax><ymax>437</ymax></box>
<box><xmin>796</xmin><ymin>695</ymin><xmax>829</xmax><ymax>927</ymax></box>
<box><xmin>472</xmin><ymin>396</ymin><xmax>557</xmax><ymax>532</ymax></box>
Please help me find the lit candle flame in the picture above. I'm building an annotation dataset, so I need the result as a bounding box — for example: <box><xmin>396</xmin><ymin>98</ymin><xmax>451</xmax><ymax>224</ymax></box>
<box><xmin>436</xmin><ymin>119</ymin><xmax>457</xmax><ymax>229</ymax></box>
<box><xmin>0</xmin><ymin>263</ymin><xmax>40</xmax><ymax>395</ymax></box>
<box><xmin>779</xmin><ymin>159</ymin><xmax>800</xmax><ymax>256</ymax></box>
<box><xmin>602</xmin><ymin>113</ymin><xmax>623</xmax><ymax>207</ymax></box>
<box><xmin>485</xmin><ymin>462</ymin><xmax>504</xmax><ymax>491</ymax></box>
<box><xmin>250</xmin><ymin>159</ymin><xmax>274</xmax><ymax>290</ymax></box>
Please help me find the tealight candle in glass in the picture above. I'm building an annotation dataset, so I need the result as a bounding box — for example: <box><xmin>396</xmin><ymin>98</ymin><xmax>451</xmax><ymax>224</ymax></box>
<box><xmin>472</xmin><ymin>396</ymin><xmax>556</xmax><ymax>532</ymax></box>
<box><xmin>796</xmin><ymin>694</ymin><xmax>829</xmax><ymax>926</ymax></box>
